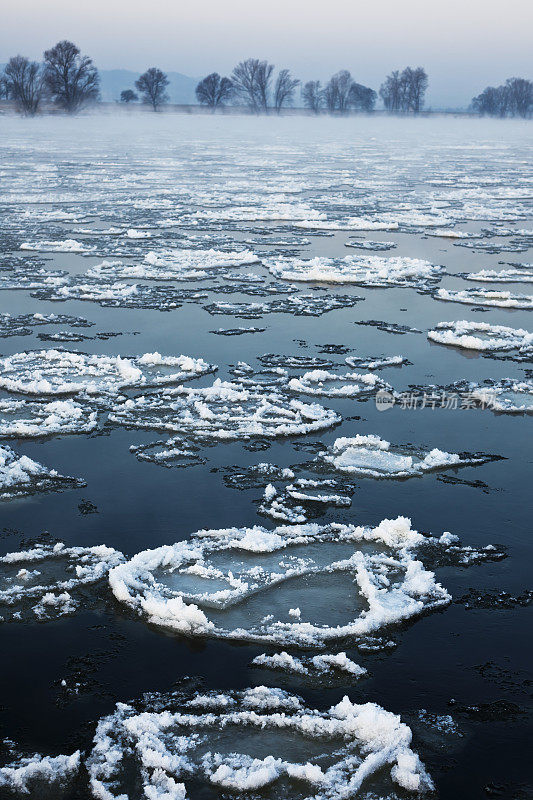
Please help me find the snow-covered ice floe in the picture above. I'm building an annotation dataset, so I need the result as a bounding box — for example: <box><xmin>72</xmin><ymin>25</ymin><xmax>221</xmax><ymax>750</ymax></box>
<box><xmin>0</xmin><ymin>749</ymin><xmax>80</xmax><ymax>797</ymax></box>
<box><xmin>108</xmin><ymin>516</ymin><xmax>454</xmax><ymax>646</ymax></box>
<box><xmin>110</xmin><ymin>380</ymin><xmax>340</xmax><ymax>440</ymax></box>
<box><xmin>427</xmin><ymin>320</ymin><xmax>533</xmax><ymax>354</ymax></box>
<box><xmin>0</xmin><ymin>542</ymin><xmax>123</xmax><ymax>621</ymax></box>
<box><xmin>345</xmin><ymin>354</ymin><xmax>408</xmax><ymax>370</ymax></box>
<box><xmin>459</xmin><ymin>266</ymin><xmax>533</xmax><ymax>283</ymax></box>
<box><xmin>20</xmin><ymin>238</ymin><xmax>95</xmax><ymax>253</ymax></box>
<box><xmin>0</xmin><ymin>312</ymin><xmax>92</xmax><ymax>339</ymax></box>
<box><xmin>85</xmin><ymin>248</ymin><xmax>259</xmax><ymax>281</ymax></box>
<box><xmin>85</xmin><ymin>687</ymin><xmax>434</xmax><ymax>798</ymax></box>
<box><xmin>433</xmin><ymin>287</ymin><xmax>533</xmax><ymax>310</ymax></box>
<box><xmin>0</xmin><ymin>350</ymin><xmax>215</xmax><ymax>397</ymax></box>
<box><xmin>266</xmin><ymin>255</ymin><xmax>443</xmax><ymax>288</ymax></box>
<box><xmin>203</xmin><ymin>294</ymin><xmax>362</xmax><ymax>318</ymax></box>
<box><xmin>447</xmin><ymin>380</ymin><xmax>533</xmax><ymax>414</ymax></box>
<box><xmin>0</xmin><ymin>445</ymin><xmax>84</xmax><ymax>501</ymax></box>
<box><xmin>0</xmin><ymin>398</ymin><xmax>98</xmax><ymax>438</ymax></box>
<box><xmin>129</xmin><ymin>436</ymin><xmax>204</xmax><ymax>468</ymax></box>
<box><xmin>320</xmin><ymin>435</ymin><xmax>495</xmax><ymax>479</ymax></box>
<box><xmin>258</xmin><ymin>478</ymin><xmax>352</xmax><ymax>524</ymax></box>
<box><xmin>252</xmin><ymin>650</ymin><xmax>367</xmax><ymax>679</ymax></box>
<box><xmin>287</xmin><ymin>370</ymin><xmax>391</xmax><ymax>399</ymax></box>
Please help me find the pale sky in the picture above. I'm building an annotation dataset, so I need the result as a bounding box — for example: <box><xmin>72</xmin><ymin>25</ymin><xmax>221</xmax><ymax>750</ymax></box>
<box><xmin>2</xmin><ymin>0</ymin><xmax>532</xmax><ymax>107</ymax></box>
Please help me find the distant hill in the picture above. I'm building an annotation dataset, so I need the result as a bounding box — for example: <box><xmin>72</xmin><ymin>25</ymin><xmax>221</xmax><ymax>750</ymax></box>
<box><xmin>99</xmin><ymin>69</ymin><xmax>199</xmax><ymax>104</ymax></box>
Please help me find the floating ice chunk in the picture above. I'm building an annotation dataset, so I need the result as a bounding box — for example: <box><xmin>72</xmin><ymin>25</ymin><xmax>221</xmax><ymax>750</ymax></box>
<box><xmin>321</xmin><ymin>435</ymin><xmax>492</xmax><ymax>479</ymax></box>
<box><xmin>20</xmin><ymin>239</ymin><xmax>94</xmax><ymax>253</ymax></box>
<box><xmin>266</xmin><ymin>255</ymin><xmax>443</xmax><ymax>288</ymax></box>
<box><xmin>129</xmin><ymin>436</ymin><xmax>204</xmax><ymax>467</ymax></box>
<box><xmin>0</xmin><ymin>350</ymin><xmax>215</xmax><ymax>397</ymax></box>
<box><xmin>253</xmin><ymin>649</ymin><xmax>367</xmax><ymax>679</ymax></box>
<box><xmin>0</xmin><ymin>398</ymin><xmax>98</xmax><ymax>438</ymax></box>
<box><xmin>0</xmin><ymin>445</ymin><xmax>84</xmax><ymax>501</ymax></box>
<box><xmin>345</xmin><ymin>354</ymin><xmax>407</xmax><ymax>370</ymax></box>
<box><xmin>465</xmin><ymin>380</ymin><xmax>533</xmax><ymax>413</ymax></box>
<box><xmin>345</xmin><ymin>239</ymin><xmax>396</xmax><ymax>251</ymax></box>
<box><xmin>0</xmin><ymin>542</ymin><xmax>123</xmax><ymax>621</ymax></box>
<box><xmin>204</xmin><ymin>293</ymin><xmax>362</xmax><ymax>318</ymax></box>
<box><xmin>427</xmin><ymin>320</ymin><xmax>533</xmax><ymax>353</ymax></box>
<box><xmin>288</xmin><ymin>369</ymin><xmax>388</xmax><ymax>398</ymax></box>
<box><xmin>110</xmin><ymin>379</ymin><xmax>340</xmax><ymax>440</ymax></box>
<box><xmin>0</xmin><ymin>750</ymin><xmax>80</xmax><ymax>796</ymax></box>
<box><xmin>460</xmin><ymin>267</ymin><xmax>533</xmax><ymax>283</ymax></box>
<box><xmin>356</xmin><ymin>319</ymin><xmax>422</xmax><ymax>335</ymax></box>
<box><xmin>434</xmin><ymin>287</ymin><xmax>533</xmax><ymax>309</ymax></box>
<box><xmin>126</xmin><ymin>228</ymin><xmax>151</xmax><ymax>238</ymax></box>
<box><xmin>108</xmin><ymin>517</ymin><xmax>452</xmax><ymax>646</ymax></box>
<box><xmin>193</xmin><ymin>202</ymin><xmax>325</xmax><ymax>222</ymax></box>
<box><xmin>295</xmin><ymin>217</ymin><xmax>399</xmax><ymax>230</ymax></box>
<box><xmin>85</xmin><ymin>687</ymin><xmax>433</xmax><ymax>798</ymax></box>
<box><xmin>0</xmin><ymin>312</ymin><xmax>92</xmax><ymax>339</ymax></box>
<box><xmin>86</xmin><ymin>249</ymin><xmax>259</xmax><ymax>282</ymax></box>
<box><xmin>210</xmin><ymin>326</ymin><xmax>266</xmax><ymax>336</ymax></box>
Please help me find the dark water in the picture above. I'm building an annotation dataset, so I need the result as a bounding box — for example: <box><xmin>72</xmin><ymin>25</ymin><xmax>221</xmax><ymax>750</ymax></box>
<box><xmin>0</xmin><ymin>114</ymin><xmax>531</xmax><ymax>799</ymax></box>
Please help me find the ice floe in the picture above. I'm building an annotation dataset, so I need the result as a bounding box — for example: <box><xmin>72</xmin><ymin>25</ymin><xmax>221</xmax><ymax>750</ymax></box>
<box><xmin>0</xmin><ymin>398</ymin><xmax>98</xmax><ymax>437</ymax></box>
<box><xmin>85</xmin><ymin>686</ymin><xmax>433</xmax><ymax>798</ymax></box>
<box><xmin>110</xmin><ymin>380</ymin><xmax>340</xmax><ymax>440</ymax></box>
<box><xmin>85</xmin><ymin>248</ymin><xmax>259</xmax><ymax>281</ymax></box>
<box><xmin>427</xmin><ymin>320</ymin><xmax>533</xmax><ymax>354</ymax></box>
<box><xmin>0</xmin><ymin>350</ymin><xmax>215</xmax><ymax>397</ymax></box>
<box><xmin>434</xmin><ymin>287</ymin><xmax>533</xmax><ymax>309</ymax></box>
<box><xmin>252</xmin><ymin>650</ymin><xmax>367</xmax><ymax>678</ymax></box>
<box><xmin>203</xmin><ymin>294</ymin><xmax>362</xmax><ymax>318</ymax></box>
<box><xmin>0</xmin><ymin>750</ymin><xmax>80</xmax><ymax>796</ymax></box>
<box><xmin>345</xmin><ymin>355</ymin><xmax>408</xmax><ymax>370</ymax></box>
<box><xmin>320</xmin><ymin>435</ymin><xmax>495</xmax><ymax>479</ymax></box>
<box><xmin>287</xmin><ymin>370</ymin><xmax>390</xmax><ymax>398</ymax></box>
<box><xmin>0</xmin><ymin>445</ymin><xmax>84</xmax><ymax>500</ymax></box>
<box><xmin>108</xmin><ymin>516</ymin><xmax>455</xmax><ymax>646</ymax></box>
<box><xmin>0</xmin><ymin>541</ymin><xmax>123</xmax><ymax>622</ymax></box>
<box><xmin>266</xmin><ymin>255</ymin><xmax>443</xmax><ymax>288</ymax></box>
<box><xmin>460</xmin><ymin>266</ymin><xmax>533</xmax><ymax>283</ymax></box>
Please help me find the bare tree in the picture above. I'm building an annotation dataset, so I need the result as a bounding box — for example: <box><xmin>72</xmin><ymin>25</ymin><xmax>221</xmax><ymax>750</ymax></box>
<box><xmin>3</xmin><ymin>56</ymin><xmax>44</xmax><ymax>115</ymax></box>
<box><xmin>381</xmin><ymin>67</ymin><xmax>428</xmax><ymax>113</ymax></box>
<box><xmin>231</xmin><ymin>59</ymin><xmax>274</xmax><ymax>112</ymax></box>
<box><xmin>196</xmin><ymin>73</ymin><xmax>233</xmax><ymax>109</ymax></box>
<box><xmin>472</xmin><ymin>77</ymin><xmax>532</xmax><ymax>118</ymax></box>
<box><xmin>135</xmin><ymin>68</ymin><xmax>169</xmax><ymax>111</ymax></box>
<box><xmin>506</xmin><ymin>77</ymin><xmax>533</xmax><ymax>118</ymax></box>
<box><xmin>120</xmin><ymin>89</ymin><xmax>138</xmax><ymax>103</ymax></box>
<box><xmin>349</xmin><ymin>82</ymin><xmax>377</xmax><ymax>112</ymax></box>
<box><xmin>302</xmin><ymin>80</ymin><xmax>323</xmax><ymax>113</ymax></box>
<box><xmin>273</xmin><ymin>69</ymin><xmax>299</xmax><ymax>113</ymax></box>
<box><xmin>43</xmin><ymin>40</ymin><xmax>99</xmax><ymax>113</ymax></box>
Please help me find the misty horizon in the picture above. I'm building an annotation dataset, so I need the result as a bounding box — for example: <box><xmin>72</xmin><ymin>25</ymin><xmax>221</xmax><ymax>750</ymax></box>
<box><xmin>2</xmin><ymin>0</ymin><xmax>532</xmax><ymax>108</ymax></box>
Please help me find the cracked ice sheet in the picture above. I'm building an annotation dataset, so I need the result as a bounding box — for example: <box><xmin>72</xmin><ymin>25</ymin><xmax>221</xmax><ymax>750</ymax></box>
<box><xmin>0</xmin><ymin>542</ymin><xmax>123</xmax><ymax>622</ymax></box>
<box><xmin>433</xmin><ymin>287</ymin><xmax>533</xmax><ymax>309</ymax></box>
<box><xmin>110</xmin><ymin>379</ymin><xmax>340</xmax><ymax>440</ymax></box>
<box><xmin>86</xmin><ymin>687</ymin><xmax>433</xmax><ymax>799</ymax></box>
<box><xmin>0</xmin><ymin>445</ymin><xmax>84</xmax><ymax>501</ymax></box>
<box><xmin>85</xmin><ymin>248</ymin><xmax>259</xmax><ymax>281</ymax></box>
<box><xmin>266</xmin><ymin>255</ymin><xmax>443</xmax><ymax>288</ymax></box>
<box><xmin>427</xmin><ymin>320</ymin><xmax>533</xmax><ymax>354</ymax></box>
<box><xmin>108</xmin><ymin>516</ymin><xmax>456</xmax><ymax>646</ymax></box>
<box><xmin>0</xmin><ymin>350</ymin><xmax>216</xmax><ymax>398</ymax></box>
<box><xmin>320</xmin><ymin>435</ymin><xmax>497</xmax><ymax>480</ymax></box>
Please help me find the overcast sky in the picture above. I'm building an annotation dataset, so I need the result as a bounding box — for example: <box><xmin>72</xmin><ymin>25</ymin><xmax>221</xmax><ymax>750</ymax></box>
<box><xmin>2</xmin><ymin>0</ymin><xmax>532</xmax><ymax>107</ymax></box>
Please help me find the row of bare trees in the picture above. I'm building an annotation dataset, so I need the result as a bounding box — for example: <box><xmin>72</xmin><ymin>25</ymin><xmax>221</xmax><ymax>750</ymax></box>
<box><xmin>193</xmin><ymin>61</ymin><xmax>377</xmax><ymax>114</ymax></box>
<box><xmin>379</xmin><ymin>67</ymin><xmax>428</xmax><ymax>113</ymax></box>
<box><xmin>0</xmin><ymin>41</ymin><xmax>99</xmax><ymax>115</ymax></box>
<box><xmin>471</xmin><ymin>78</ymin><xmax>533</xmax><ymax>118</ymax></box>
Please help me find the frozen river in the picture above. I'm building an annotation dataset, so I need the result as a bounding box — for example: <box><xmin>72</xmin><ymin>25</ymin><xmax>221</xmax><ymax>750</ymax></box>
<box><xmin>0</xmin><ymin>112</ymin><xmax>531</xmax><ymax>799</ymax></box>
